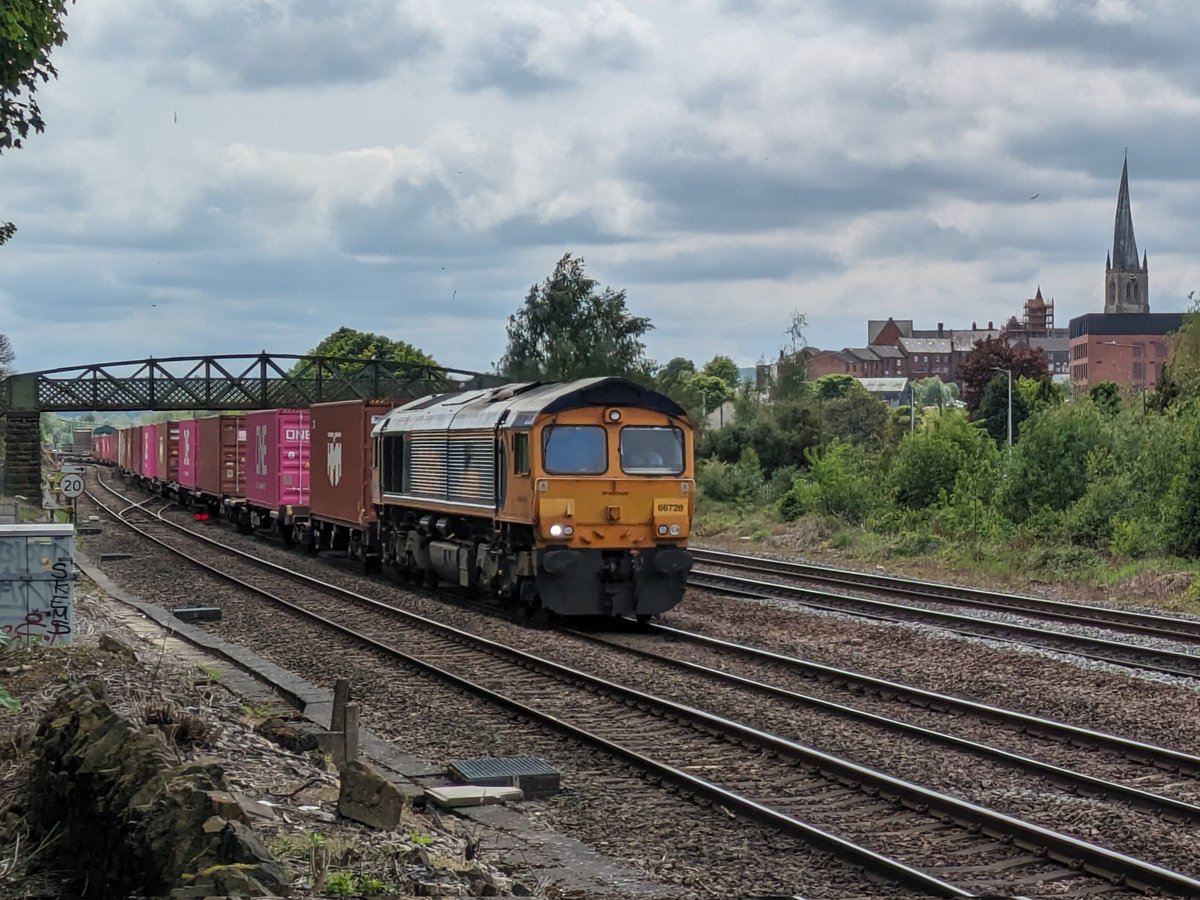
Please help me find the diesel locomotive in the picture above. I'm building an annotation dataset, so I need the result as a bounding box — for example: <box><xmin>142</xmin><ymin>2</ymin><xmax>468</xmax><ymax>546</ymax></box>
<box><xmin>373</xmin><ymin>377</ymin><xmax>695</xmax><ymax>618</ymax></box>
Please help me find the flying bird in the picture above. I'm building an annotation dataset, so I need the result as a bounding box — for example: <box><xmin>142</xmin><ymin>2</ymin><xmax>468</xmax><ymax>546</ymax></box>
<box><xmin>1029</xmin><ymin>193</ymin><xmax>1039</xmax><ymax>199</ymax></box>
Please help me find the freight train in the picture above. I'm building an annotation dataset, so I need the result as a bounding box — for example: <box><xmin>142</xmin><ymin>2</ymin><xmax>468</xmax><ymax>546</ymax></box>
<box><xmin>96</xmin><ymin>377</ymin><xmax>695</xmax><ymax>619</ymax></box>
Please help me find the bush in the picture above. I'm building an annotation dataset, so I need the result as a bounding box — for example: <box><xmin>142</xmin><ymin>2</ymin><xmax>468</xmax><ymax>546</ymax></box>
<box><xmin>778</xmin><ymin>442</ymin><xmax>877</xmax><ymax>523</ymax></box>
<box><xmin>889</xmin><ymin>433</ymin><xmax>966</xmax><ymax>509</ymax></box>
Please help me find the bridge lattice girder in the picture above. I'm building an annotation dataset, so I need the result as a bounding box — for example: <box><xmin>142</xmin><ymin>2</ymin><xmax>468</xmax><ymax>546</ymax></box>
<box><xmin>0</xmin><ymin>353</ymin><xmax>505</xmax><ymax>413</ymax></box>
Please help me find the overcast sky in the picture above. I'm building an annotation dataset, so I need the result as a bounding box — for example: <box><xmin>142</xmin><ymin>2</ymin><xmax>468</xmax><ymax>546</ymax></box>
<box><xmin>3</xmin><ymin>0</ymin><xmax>1199</xmax><ymax>377</ymax></box>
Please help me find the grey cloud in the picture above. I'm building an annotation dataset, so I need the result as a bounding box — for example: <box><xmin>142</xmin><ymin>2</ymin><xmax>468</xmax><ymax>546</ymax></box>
<box><xmin>965</xmin><ymin>4</ymin><xmax>1200</xmax><ymax>81</ymax></box>
<box><xmin>457</xmin><ymin>24</ymin><xmax>571</xmax><ymax>95</ymax></box>
<box><xmin>90</xmin><ymin>0</ymin><xmax>437</xmax><ymax>91</ymax></box>
<box><xmin>456</xmin><ymin>8</ymin><xmax>651</xmax><ymax>97</ymax></box>
<box><xmin>615</xmin><ymin>243</ymin><xmax>842</xmax><ymax>284</ymax></box>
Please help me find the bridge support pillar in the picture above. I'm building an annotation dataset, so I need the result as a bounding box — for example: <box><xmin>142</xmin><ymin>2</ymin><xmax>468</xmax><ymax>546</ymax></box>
<box><xmin>3</xmin><ymin>413</ymin><xmax>42</xmax><ymax>501</ymax></box>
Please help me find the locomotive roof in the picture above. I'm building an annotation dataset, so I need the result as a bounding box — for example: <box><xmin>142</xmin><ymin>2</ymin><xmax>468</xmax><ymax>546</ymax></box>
<box><xmin>374</xmin><ymin>376</ymin><xmax>688</xmax><ymax>435</ymax></box>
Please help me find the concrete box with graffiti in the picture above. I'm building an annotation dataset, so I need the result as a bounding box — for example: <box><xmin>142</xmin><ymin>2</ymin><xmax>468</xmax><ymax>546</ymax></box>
<box><xmin>244</xmin><ymin>409</ymin><xmax>311</xmax><ymax>512</ymax></box>
<box><xmin>310</xmin><ymin>401</ymin><xmax>391</xmax><ymax>530</ymax></box>
<box><xmin>0</xmin><ymin>524</ymin><xmax>74</xmax><ymax>646</ymax></box>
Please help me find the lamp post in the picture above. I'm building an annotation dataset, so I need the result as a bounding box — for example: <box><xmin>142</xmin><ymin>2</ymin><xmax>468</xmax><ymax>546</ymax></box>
<box><xmin>991</xmin><ymin>366</ymin><xmax>1012</xmax><ymax>448</ymax></box>
<box><xmin>1103</xmin><ymin>340</ymin><xmax>1145</xmax><ymax>412</ymax></box>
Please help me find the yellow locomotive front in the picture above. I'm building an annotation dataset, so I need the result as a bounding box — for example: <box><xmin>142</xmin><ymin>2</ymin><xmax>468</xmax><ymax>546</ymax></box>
<box><xmin>373</xmin><ymin>377</ymin><xmax>694</xmax><ymax>619</ymax></box>
<box><xmin>526</xmin><ymin>404</ymin><xmax>694</xmax><ymax>617</ymax></box>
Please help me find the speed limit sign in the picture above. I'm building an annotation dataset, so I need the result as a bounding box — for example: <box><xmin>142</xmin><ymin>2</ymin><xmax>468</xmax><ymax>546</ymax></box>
<box><xmin>60</xmin><ymin>473</ymin><xmax>85</xmax><ymax>498</ymax></box>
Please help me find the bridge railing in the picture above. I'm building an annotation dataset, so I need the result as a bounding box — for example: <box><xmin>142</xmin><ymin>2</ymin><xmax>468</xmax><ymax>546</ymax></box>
<box><xmin>0</xmin><ymin>353</ymin><xmax>507</xmax><ymax>413</ymax></box>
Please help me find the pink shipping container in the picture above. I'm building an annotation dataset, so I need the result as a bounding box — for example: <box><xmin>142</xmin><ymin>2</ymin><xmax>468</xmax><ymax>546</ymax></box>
<box><xmin>244</xmin><ymin>409</ymin><xmax>310</xmax><ymax>511</ymax></box>
<box><xmin>178</xmin><ymin>420</ymin><xmax>199</xmax><ymax>489</ymax></box>
<box><xmin>141</xmin><ymin>424</ymin><xmax>159</xmax><ymax>480</ymax></box>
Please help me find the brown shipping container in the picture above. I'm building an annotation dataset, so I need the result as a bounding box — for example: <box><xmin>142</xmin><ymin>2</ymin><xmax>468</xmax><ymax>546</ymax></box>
<box><xmin>196</xmin><ymin>415</ymin><xmax>246</xmax><ymax>497</ymax></box>
<box><xmin>156</xmin><ymin>420</ymin><xmax>181</xmax><ymax>482</ymax></box>
<box><xmin>310</xmin><ymin>401</ymin><xmax>390</xmax><ymax>529</ymax></box>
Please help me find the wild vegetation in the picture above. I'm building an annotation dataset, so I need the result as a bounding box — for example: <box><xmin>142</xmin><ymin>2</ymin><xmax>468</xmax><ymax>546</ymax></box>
<box><xmin>686</xmin><ymin>322</ymin><xmax>1200</xmax><ymax>602</ymax></box>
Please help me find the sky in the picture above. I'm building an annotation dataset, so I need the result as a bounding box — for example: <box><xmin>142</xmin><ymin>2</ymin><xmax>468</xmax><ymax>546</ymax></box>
<box><xmin>3</xmin><ymin>0</ymin><xmax>1200</xmax><ymax>378</ymax></box>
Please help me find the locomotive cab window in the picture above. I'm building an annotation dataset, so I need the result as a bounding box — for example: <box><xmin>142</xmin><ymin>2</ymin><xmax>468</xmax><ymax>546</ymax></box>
<box><xmin>542</xmin><ymin>425</ymin><xmax>607</xmax><ymax>475</ymax></box>
<box><xmin>620</xmin><ymin>426</ymin><xmax>684</xmax><ymax>475</ymax></box>
<box><xmin>513</xmin><ymin>432</ymin><xmax>531</xmax><ymax>475</ymax></box>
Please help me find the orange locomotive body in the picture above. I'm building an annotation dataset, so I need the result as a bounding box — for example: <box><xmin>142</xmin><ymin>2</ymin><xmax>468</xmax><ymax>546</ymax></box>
<box><xmin>372</xmin><ymin>377</ymin><xmax>694</xmax><ymax>618</ymax></box>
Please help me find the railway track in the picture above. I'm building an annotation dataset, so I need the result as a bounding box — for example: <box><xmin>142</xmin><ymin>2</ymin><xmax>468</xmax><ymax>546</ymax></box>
<box><xmin>689</xmin><ymin>549</ymin><xmax>1200</xmax><ymax>680</ymax></box>
<box><xmin>83</xmin><ymin>473</ymin><xmax>1200</xmax><ymax>897</ymax></box>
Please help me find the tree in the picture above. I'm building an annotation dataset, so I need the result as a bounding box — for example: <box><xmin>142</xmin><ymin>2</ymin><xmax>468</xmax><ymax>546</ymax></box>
<box><xmin>996</xmin><ymin>403</ymin><xmax>1107</xmax><ymax>522</ymax></box>
<box><xmin>686</xmin><ymin>373</ymin><xmax>732</xmax><ymax>414</ymax></box>
<box><xmin>1089</xmin><ymin>381</ymin><xmax>1122</xmax><ymax>416</ymax></box>
<box><xmin>654</xmin><ymin>357</ymin><xmax>695</xmax><ymax>394</ymax></box>
<box><xmin>501</xmin><ymin>253</ymin><xmax>652</xmax><ymax>381</ymax></box>
<box><xmin>913</xmin><ymin>377</ymin><xmax>957</xmax><ymax>408</ymax></box>
<box><xmin>702</xmin><ymin>355</ymin><xmax>741</xmax><ymax>393</ymax></box>
<box><xmin>813</xmin><ymin>373</ymin><xmax>858</xmax><ymax>402</ymax></box>
<box><xmin>822</xmin><ymin>391</ymin><xmax>888</xmax><ymax>447</ymax></box>
<box><xmin>295</xmin><ymin>326</ymin><xmax>437</xmax><ymax>373</ymax></box>
<box><xmin>1</xmin><ymin>0</ymin><xmax>71</xmax><ymax>247</ymax></box>
<box><xmin>979</xmin><ymin>373</ymin><xmax>1030</xmax><ymax>445</ymax></box>
<box><xmin>0</xmin><ymin>332</ymin><xmax>14</xmax><ymax>377</ymax></box>
<box><xmin>956</xmin><ymin>337</ymin><xmax>1049</xmax><ymax>413</ymax></box>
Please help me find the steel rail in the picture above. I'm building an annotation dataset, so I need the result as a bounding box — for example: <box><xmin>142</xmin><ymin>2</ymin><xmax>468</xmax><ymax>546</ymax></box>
<box><xmin>638</xmin><ymin>619</ymin><xmax>1200</xmax><ymax>778</ymax></box>
<box><xmin>85</xmin><ymin>477</ymin><xmax>1200</xmax><ymax>896</ymax></box>
<box><xmin>563</xmin><ymin>628</ymin><xmax>1200</xmax><ymax>822</ymax></box>
<box><xmin>84</xmin><ymin>480</ymin><xmax>969</xmax><ymax>897</ymax></box>
<box><xmin>692</xmin><ymin>548</ymin><xmax>1200</xmax><ymax>643</ymax></box>
<box><xmin>690</xmin><ymin>569</ymin><xmax>1200</xmax><ymax>680</ymax></box>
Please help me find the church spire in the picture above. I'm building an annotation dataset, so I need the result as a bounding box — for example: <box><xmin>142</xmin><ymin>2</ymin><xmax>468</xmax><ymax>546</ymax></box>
<box><xmin>1112</xmin><ymin>156</ymin><xmax>1140</xmax><ymax>272</ymax></box>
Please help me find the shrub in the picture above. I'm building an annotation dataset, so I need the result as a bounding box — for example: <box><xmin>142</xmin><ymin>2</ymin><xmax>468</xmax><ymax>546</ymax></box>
<box><xmin>889</xmin><ymin>433</ymin><xmax>966</xmax><ymax>509</ymax></box>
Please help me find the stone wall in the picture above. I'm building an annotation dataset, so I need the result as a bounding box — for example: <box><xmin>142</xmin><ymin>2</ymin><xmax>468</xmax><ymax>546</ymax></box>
<box><xmin>28</xmin><ymin>683</ymin><xmax>288</xmax><ymax>897</ymax></box>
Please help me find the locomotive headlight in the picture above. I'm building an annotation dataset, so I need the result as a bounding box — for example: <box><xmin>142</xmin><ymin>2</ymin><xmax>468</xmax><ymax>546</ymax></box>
<box><xmin>669</xmin><ymin>524</ymin><xmax>681</xmax><ymax>536</ymax></box>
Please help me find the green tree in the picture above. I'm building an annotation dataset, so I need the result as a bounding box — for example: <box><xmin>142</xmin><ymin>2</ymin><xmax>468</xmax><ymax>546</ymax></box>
<box><xmin>1089</xmin><ymin>381</ymin><xmax>1122</xmax><ymax>416</ymax></box>
<box><xmin>686</xmin><ymin>372</ymin><xmax>732</xmax><ymax>414</ymax></box>
<box><xmin>1167</xmin><ymin>418</ymin><xmax>1200</xmax><ymax>557</ymax></box>
<box><xmin>2</xmin><ymin>0</ymin><xmax>71</xmax><ymax>247</ymax></box>
<box><xmin>889</xmin><ymin>431</ymin><xmax>966</xmax><ymax>509</ymax></box>
<box><xmin>654</xmin><ymin>357</ymin><xmax>695</xmax><ymax>394</ymax></box>
<box><xmin>0</xmin><ymin>332</ymin><xmax>14</xmax><ymax>377</ymax></box>
<box><xmin>813</xmin><ymin>373</ymin><xmax>858</xmax><ymax>402</ymax></box>
<box><xmin>822</xmin><ymin>391</ymin><xmax>888</xmax><ymax>447</ymax></box>
<box><xmin>996</xmin><ymin>403</ymin><xmax>1107</xmax><ymax>522</ymax></box>
<box><xmin>501</xmin><ymin>253</ymin><xmax>652</xmax><ymax>381</ymax></box>
<box><xmin>702</xmin><ymin>355</ymin><xmax>741</xmax><ymax>393</ymax></box>
<box><xmin>913</xmin><ymin>377</ymin><xmax>956</xmax><ymax>408</ymax></box>
<box><xmin>296</xmin><ymin>326</ymin><xmax>437</xmax><ymax>373</ymax></box>
<box><xmin>979</xmin><ymin>374</ymin><xmax>1030</xmax><ymax>445</ymax></box>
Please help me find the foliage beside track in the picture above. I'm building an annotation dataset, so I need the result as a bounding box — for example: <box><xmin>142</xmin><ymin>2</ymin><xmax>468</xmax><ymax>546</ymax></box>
<box><xmin>694</xmin><ymin>383</ymin><xmax>1200</xmax><ymax>605</ymax></box>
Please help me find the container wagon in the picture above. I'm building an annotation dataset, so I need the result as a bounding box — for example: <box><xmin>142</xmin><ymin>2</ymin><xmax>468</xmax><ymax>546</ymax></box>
<box><xmin>304</xmin><ymin>400</ymin><xmax>390</xmax><ymax>570</ymax></box>
<box><xmin>190</xmin><ymin>415</ymin><xmax>246</xmax><ymax>515</ymax></box>
<box><xmin>155</xmin><ymin>421</ymin><xmax>181</xmax><ymax>494</ymax></box>
<box><xmin>242</xmin><ymin>409</ymin><xmax>310</xmax><ymax>540</ymax></box>
<box><xmin>71</xmin><ymin>428</ymin><xmax>94</xmax><ymax>458</ymax></box>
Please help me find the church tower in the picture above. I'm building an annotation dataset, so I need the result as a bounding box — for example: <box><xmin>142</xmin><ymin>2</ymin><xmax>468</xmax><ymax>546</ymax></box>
<box><xmin>1105</xmin><ymin>155</ymin><xmax>1149</xmax><ymax>314</ymax></box>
